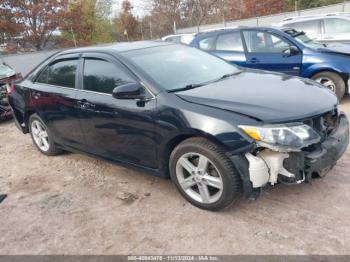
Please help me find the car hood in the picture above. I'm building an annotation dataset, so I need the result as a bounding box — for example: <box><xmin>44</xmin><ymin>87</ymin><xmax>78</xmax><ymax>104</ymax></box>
<box><xmin>317</xmin><ymin>43</ymin><xmax>350</xmax><ymax>56</ymax></box>
<box><xmin>176</xmin><ymin>70</ymin><xmax>338</xmax><ymax>123</ymax></box>
<box><xmin>0</xmin><ymin>64</ymin><xmax>16</xmax><ymax>79</ymax></box>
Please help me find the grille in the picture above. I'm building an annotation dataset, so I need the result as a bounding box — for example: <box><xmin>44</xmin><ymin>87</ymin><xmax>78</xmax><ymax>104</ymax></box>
<box><xmin>303</xmin><ymin>109</ymin><xmax>338</xmax><ymax>138</ymax></box>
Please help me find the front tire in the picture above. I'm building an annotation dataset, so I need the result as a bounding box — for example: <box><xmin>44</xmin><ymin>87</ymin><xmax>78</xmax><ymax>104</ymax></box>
<box><xmin>169</xmin><ymin>138</ymin><xmax>242</xmax><ymax>211</ymax></box>
<box><xmin>311</xmin><ymin>71</ymin><xmax>345</xmax><ymax>101</ymax></box>
<box><xmin>29</xmin><ymin>114</ymin><xmax>62</xmax><ymax>156</ymax></box>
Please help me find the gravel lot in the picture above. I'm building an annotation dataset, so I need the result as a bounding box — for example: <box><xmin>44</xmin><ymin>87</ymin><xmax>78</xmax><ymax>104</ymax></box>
<box><xmin>0</xmin><ymin>98</ymin><xmax>349</xmax><ymax>255</ymax></box>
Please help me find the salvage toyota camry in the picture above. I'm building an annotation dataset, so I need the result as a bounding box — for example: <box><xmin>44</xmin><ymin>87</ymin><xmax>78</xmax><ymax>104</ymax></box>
<box><xmin>9</xmin><ymin>41</ymin><xmax>349</xmax><ymax>211</ymax></box>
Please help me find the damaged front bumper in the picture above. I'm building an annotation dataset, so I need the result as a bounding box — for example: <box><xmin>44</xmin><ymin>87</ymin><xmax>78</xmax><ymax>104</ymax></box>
<box><xmin>231</xmin><ymin>113</ymin><xmax>349</xmax><ymax>199</ymax></box>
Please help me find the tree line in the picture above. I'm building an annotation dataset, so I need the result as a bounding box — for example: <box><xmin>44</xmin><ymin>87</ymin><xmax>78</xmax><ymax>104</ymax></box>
<box><xmin>0</xmin><ymin>0</ymin><xmax>346</xmax><ymax>52</ymax></box>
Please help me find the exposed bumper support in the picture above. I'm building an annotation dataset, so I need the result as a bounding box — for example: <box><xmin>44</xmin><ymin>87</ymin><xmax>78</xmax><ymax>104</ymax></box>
<box><xmin>233</xmin><ymin>113</ymin><xmax>349</xmax><ymax>198</ymax></box>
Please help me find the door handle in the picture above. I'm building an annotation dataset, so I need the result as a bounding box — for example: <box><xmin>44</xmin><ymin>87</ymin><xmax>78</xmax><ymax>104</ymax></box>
<box><xmin>249</xmin><ymin>58</ymin><xmax>259</xmax><ymax>64</ymax></box>
<box><xmin>32</xmin><ymin>91</ymin><xmax>41</xmax><ymax>99</ymax></box>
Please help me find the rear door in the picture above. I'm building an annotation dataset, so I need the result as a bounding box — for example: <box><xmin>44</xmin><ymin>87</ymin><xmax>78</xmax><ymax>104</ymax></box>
<box><xmin>31</xmin><ymin>54</ymin><xmax>86</xmax><ymax>149</ymax></box>
<box><xmin>75</xmin><ymin>53</ymin><xmax>158</xmax><ymax>168</ymax></box>
<box><xmin>242</xmin><ymin>29</ymin><xmax>302</xmax><ymax>75</ymax></box>
<box><xmin>322</xmin><ymin>18</ymin><xmax>350</xmax><ymax>44</ymax></box>
<box><xmin>211</xmin><ymin>31</ymin><xmax>247</xmax><ymax>67</ymax></box>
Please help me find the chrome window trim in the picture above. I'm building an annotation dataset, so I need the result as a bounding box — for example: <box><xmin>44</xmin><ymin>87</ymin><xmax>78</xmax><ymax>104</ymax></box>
<box><xmin>34</xmin><ymin>81</ymin><xmax>156</xmax><ymax>99</ymax></box>
<box><xmin>33</xmin><ymin>52</ymin><xmax>156</xmax><ymax>100</ymax></box>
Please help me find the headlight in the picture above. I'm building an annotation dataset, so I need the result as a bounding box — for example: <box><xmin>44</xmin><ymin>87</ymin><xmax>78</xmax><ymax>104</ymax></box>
<box><xmin>239</xmin><ymin>123</ymin><xmax>321</xmax><ymax>151</ymax></box>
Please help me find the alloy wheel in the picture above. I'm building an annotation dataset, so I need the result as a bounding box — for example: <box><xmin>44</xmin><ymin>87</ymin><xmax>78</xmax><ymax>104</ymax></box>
<box><xmin>176</xmin><ymin>152</ymin><xmax>223</xmax><ymax>204</ymax></box>
<box><xmin>314</xmin><ymin>77</ymin><xmax>336</xmax><ymax>93</ymax></box>
<box><xmin>31</xmin><ymin>120</ymin><xmax>50</xmax><ymax>152</ymax></box>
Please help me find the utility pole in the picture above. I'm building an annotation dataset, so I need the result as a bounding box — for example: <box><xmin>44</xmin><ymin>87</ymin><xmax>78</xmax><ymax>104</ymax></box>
<box><xmin>70</xmin><ymin>27</ymin><xmax>77</xmax><ymax>48</ymax></box>
<box><xmin>149</xmin><ymin>21</ymin><xmax>153</xmax><ymax>39</ymax></box>
<box><xmin>124</xmin><ymin>29</ymin><xmax>129</xmax><ymax>42</ymax></box>
<box><xmin>141</xmin><ymin>22</ymin><xmax>144</xmax><ymax>40</ymax></box>
<box><xmin>295</xmin><ymin>0</ymin><xmax>298</xmax><ymax>12</ymax></box>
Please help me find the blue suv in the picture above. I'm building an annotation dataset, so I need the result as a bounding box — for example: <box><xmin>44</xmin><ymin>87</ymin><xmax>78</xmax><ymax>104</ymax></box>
<box><xmin>190</xmin><ymin>27</ymin><xmax>350</xmax><ymax>100</ymax></box>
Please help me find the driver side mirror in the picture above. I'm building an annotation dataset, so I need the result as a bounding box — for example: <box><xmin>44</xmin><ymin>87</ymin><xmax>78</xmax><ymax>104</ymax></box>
<box><xmin>284</xmin><ymin>46</ymin><xmax>300</xmax><ymax>57</ymax></box>
<box><xmin>112</xmin><ymin>83</ymin><xmax>145</xmax><ymax>100</ymax></box>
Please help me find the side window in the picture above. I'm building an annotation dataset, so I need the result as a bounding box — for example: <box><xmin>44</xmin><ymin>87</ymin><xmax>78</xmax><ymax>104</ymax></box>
<box><xmin>216</xmin><ymin>32</ymin><xmax>244</xmax><ymax>52</ymax></box>
<box><xmin>36</xmin><ymin>59</ymin><xmax>77</xmax><ymax>88</ymax></box>
<box><xmin>243</xmin><ymin>31</ymin><xmax>291</xmax><ymax>53</ymax></box>
<box><xmin>83</xmin><ymin>59</ymin><xmax>134</xmax><ymax>94</ymax></box>
<box><xmin>36</xmin><ymin>66</ymin><xmax>49</xmax><ymax>84</ymax></box>
<box><xmin>165</xmin><ymin>36</ymin><xmax>181</xmax><ymax>43</ymax></box>
<box><xmin>324</xmin><ymin>18</ymin><xmax>350</xmax><ymax>34</ymax></box>
<box><xmin>199</xmin><ymin>36</ymin><xmax>216</xmax><ymax>51</ymax></box>
<box><xmin>285</xmin><ymin>20</ymin><xmax>321</xmax><ymax>35</ymax></box>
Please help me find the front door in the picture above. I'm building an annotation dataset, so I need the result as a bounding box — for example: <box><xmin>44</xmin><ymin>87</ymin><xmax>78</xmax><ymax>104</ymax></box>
<box><xmin>76</xmin><ymin>54</ymin><xmax>158</xmax><ymax>169</ymax></box>
<box><xmin>242</xmin><ymin>30</ymin><xmax>302</xmax><ymax>76</ymax></box>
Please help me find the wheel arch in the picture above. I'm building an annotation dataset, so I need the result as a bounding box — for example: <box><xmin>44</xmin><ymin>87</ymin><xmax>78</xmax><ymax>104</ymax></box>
<box><xmin>159</xmin><ymin>129</ymin><xmax>239</xmax><ymax>178</ymax></box>
<box><xmin>23</xmin><ymin>110</ymin><xmax>37</xmax><ymax>133</ymax></box>
<box><xmin>304</xmin><ymin>67</ymin><xmax>348</xmax><ymax>86</ymax></box>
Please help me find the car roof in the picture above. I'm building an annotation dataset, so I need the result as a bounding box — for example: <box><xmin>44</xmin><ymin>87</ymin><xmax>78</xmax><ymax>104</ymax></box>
<box><xmin>163</xmin><ymin>33</ymin><xmax>196</xmax><ymax>37</ymax></box>
<box><xmin>195</xmin><ymin>26</ymin><xmax>285</xmax><ymax>37</ymax></box>
<box><xmin>59</xmin><ymin>41</ymin><xmax>173</xmax><ymax>55</ymax></box>
<box><xmin>200</xmin><ymin>26</ymin><xmax>239</xmax><ymax>32</ymax></box>
<box><xmin>279</xmin><ymin>13</ymin><xmax>350</xmax><ymax>24</ymax></box>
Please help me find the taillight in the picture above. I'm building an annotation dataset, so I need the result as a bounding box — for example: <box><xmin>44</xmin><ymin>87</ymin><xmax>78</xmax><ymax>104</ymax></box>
<box><xmin>8</xmin><ymin>83</ymin><xmax>14</xmax><ymax>94</ymax></box>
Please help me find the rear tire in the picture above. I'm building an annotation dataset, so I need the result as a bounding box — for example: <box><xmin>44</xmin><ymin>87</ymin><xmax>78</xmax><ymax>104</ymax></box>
<box><xmin>169</xmin><ymin>137</ymin><xmax>242</xmax><ymax>211</ymax></box>
<box><xmin>311</xmin><ymin>71</ymin><xmax>345</xmax><ymax>101</ymax></box>
<box><xmin>29</xmin><ymin>114</ymin><xmax>62</xmax><ymax>156</ymax></box>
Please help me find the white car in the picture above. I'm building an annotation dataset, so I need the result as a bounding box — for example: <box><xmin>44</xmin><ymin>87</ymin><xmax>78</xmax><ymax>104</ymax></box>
<box><xmin>162</xmin><ymin>27</ymin><xmax>239</xmax><ymax>45</ymax></box>
<box><xmin>161</xmin><ymin>33</ymin><xmax>196</xmax><ymax>45</ymax></box>
<box><xmin>276</xmin><ymin>13</ymin><xmax>350</xmax><ymax>44</ymax></box>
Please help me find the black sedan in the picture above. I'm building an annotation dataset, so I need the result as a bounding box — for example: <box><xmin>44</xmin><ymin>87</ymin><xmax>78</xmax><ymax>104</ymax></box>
<box><xmin>8</xmin><ymin>41</ymin><xmax>349</xmax><ymax>211</ymax></box>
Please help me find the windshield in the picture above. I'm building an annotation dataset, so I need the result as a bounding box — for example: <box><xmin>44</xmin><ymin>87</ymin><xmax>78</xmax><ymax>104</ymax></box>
<box><xmin>285</xmin><ymin>30</ymin><xmax>324</xmax><ymax>48</ymax></box>
<box><xmin>122</xmin><ymin>45</ymin><xmax>239</xmax><ymax>92</ymax></box>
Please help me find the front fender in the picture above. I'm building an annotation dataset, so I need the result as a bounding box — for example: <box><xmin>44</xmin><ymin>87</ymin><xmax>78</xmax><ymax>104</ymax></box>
<box><xmin>301</xmin><ymin>63</ymin><xmax>348</xmax><ymax>79</ymax></box>
<box><xmin>156</xmin><ymin>105</ymin><xmax>256</xmax><ymax>154</ymax></box>
<box><xmin>156</xmin><ymin>127</ymin><xmax>256</xmax><ymax>178</ymax></box>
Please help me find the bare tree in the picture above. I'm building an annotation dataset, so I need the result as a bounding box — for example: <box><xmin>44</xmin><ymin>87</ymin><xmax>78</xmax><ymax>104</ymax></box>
<box><xmin>183</xmin><ymin>0</ymin><xmax>223</xmax><ymax>27</ymax></box>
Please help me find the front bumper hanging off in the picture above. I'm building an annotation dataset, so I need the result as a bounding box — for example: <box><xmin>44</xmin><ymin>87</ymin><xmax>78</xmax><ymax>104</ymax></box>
<box><xmin>303</xmin><ymin>113</ymin><xmax>349</xmax><ymax>173</ymax></box>
<box><xmin>231</xmin><ymin>113</ymin><xmax>349</xmax><ymax>199</ymax></box>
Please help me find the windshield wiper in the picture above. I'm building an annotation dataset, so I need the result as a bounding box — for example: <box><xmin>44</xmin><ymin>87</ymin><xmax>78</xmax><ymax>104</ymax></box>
<box><xmin>168</xmin><ymin>71</ymin><xmax>242</xmax><ymax>93</ymax></box>
<box><xmin>168</xmin><ymin>83</ymin><xmax>204</xmax><ymax>93</ymax></box>
<box><xmin>219</xmin><ymin>72</ymin><xmax>237</xmax><ymax>80</ymax></box>
<box><xmin>213</xmin><ymin>71</ymin><xmax>242</xmax><ymax>82</ymax></box>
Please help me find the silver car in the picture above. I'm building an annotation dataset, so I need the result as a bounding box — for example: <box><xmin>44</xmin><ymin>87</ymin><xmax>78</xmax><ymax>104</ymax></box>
<box><xmin>276</xmin><ymin>13</ymin><xmax>350</xmax><ymax>44</ymax></box>
<box><xmin>161</xmin><ymin>33</ymin><xmax>196</xmax><ymax>45</ymax></box>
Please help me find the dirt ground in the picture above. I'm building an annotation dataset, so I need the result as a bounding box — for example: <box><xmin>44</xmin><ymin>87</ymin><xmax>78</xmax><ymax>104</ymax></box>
<box><xmin>0</xmin><ymin>99</ymin><xmax>349</xmax><ymax>255</ymax></box>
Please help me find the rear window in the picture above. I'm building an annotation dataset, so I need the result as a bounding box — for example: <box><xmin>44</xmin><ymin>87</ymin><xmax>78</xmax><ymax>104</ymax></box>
<box><xmin>36</xmin><ymin>59</ymin><xmax>78</xmax><ymax>89</ymax></box>
<box><xmin>199</xmin><ymin>36</ymin><xmax>216</xmax><ymax>51</ymax></box>
<box><xmin>216</xmin><ymin>32</ymin><xmax>244</xmax><ymax>52</ymax></box>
